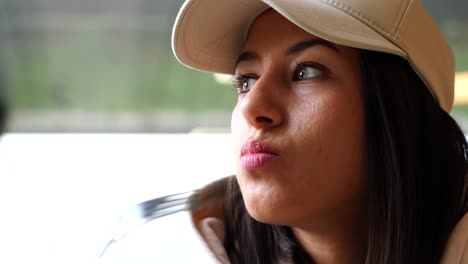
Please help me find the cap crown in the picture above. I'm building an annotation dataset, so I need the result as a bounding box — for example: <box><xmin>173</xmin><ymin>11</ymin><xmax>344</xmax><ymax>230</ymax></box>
<box><xmin>321</xmin><ymin>0</ymin><xmax>409</xmax><ymax>37</ymax></box>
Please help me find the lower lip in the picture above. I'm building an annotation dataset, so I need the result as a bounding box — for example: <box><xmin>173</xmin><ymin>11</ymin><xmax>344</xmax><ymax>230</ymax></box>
<box><xmin>240</xmin><ymin>153</ymin><xmax>276</xmax><ymax>169</ymax></box>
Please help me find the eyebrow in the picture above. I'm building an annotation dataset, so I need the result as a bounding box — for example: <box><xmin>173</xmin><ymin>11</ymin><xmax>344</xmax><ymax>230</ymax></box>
<box><xmin>235</xmin><ymin>51</ymin><xmax>259</xmax><ymax>68</ymax></box>
<box><xmin>235</xmin><ymin>38</ymin><xmax>338</xmax><ymax>68</ymax></box>
<box><xmin>287</xmin><ymin>38</ymin><xmax>337</xmax><ymax>55</ymax></box>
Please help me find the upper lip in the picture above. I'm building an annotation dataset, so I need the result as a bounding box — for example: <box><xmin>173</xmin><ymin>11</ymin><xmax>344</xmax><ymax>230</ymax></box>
<box><xmin>240</xmin><ymin>139</ymin><xmax>278</xmax><ymax>157</ymax></box>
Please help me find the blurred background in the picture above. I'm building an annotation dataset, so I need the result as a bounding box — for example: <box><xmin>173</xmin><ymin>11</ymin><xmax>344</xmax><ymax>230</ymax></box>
<box><xmin>0</xmin><ymin>0</ymin><xmax>466</xmax><ymax>133</ymax></box>
<box><xmin>0</xmin><ymin>0</ymin><xmax>235</xmax><ymax>133</ymax></box>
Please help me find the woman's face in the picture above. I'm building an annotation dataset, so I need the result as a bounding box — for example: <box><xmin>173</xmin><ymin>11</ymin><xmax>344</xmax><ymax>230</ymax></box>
<box><xmin>231</xmin><ymin>10</ymin><xmax>368</xmax><ymax>228</ymax></box>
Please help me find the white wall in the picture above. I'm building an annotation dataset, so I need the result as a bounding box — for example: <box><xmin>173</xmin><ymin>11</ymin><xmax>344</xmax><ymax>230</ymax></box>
<box><xmin>0</xmin><ymin>133</ymin><xmax>234</xmax><ymax>263</ymax></box>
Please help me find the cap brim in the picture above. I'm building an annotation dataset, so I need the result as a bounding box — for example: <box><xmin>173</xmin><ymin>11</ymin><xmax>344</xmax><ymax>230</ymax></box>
<box><xmin>172</xmin><ymin>0</ymin><xmax>406</xmax><ymax>74</ymax></box>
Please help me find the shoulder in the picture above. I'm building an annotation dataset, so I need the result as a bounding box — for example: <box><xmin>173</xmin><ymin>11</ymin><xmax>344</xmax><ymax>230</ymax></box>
<box><xmin>441</xmin><ymin>213</ymin><xmax>468</xmax><ymax>264</ymax></box>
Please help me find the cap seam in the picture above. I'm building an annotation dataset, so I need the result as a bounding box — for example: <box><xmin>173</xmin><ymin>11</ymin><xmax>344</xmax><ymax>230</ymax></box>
<box><xmin>319</xmin><ymin>0</ymin><xmax>394</xmax><ymax>39</ymax></box>
<box><xmin>394</xmin><ymin>0</ymin><xmax>412</xmax><ymax>39</ymax></box>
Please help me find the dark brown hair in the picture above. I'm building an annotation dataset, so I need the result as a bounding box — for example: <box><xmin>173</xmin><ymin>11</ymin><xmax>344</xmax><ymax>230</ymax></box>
<box><xmin>223</xmin><ymin>50</ymin><xmax>468</xmax><ymax>264</ymax></box>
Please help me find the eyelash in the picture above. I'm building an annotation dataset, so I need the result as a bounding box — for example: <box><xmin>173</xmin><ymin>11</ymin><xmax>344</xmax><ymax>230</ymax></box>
<box><xmin>232</xmin><ymin>72</ymin><xmax>245</xmax><ymax>89</ymax></box>
<box><xmin>232</xmin><ymin>72</ymin><xmax>255</xmax><ymax>95</ymax></box>
<box><xmin>296</xmin><ymin>61</ymin><xmax>323</xmax><ymax>70</ymax></box>
<box><xmin>232</xmin><ymin>62</ymin><xmax>327</xmax><ymax>94</ymax></box>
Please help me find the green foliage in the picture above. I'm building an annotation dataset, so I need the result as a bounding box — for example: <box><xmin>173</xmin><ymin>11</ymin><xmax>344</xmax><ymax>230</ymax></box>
<box><xmin>3</xmin><ymin>29</ymin><xmax>236</xmax><ymax>111</ymax></box>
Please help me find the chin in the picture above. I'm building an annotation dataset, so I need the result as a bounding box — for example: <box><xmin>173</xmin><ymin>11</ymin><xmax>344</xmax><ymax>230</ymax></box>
<box><xmin>242</xmin><ymin>191</ymin><xmax>295</xmax><ymax>226</ymax></box>
<box><xmin>237</xmin><ymin>171</ymin><xmax>306</xmax><ymax>225</ymax></box>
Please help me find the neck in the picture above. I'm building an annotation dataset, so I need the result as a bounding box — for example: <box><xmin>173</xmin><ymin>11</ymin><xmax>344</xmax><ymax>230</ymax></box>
<box><xmin>291</xmin><ymin>205</ymin><xmax>368</xmax><ymax>264</ymax></box>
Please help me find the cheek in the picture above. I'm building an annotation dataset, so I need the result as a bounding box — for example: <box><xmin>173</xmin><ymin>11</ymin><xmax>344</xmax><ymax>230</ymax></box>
<box><xmin>304</xmin><ymin>82</ymin><xmax>366</xmax><ymax>174</ymax></box>
<box><xmin>291</xmin><ymin>90</ymin><xmax>368</xmax><ymax>220</ymax></box>
<box><xmin>312</xmin><ymin>85</ymin><xmax>367</xmax><ymax>198</ymax></box>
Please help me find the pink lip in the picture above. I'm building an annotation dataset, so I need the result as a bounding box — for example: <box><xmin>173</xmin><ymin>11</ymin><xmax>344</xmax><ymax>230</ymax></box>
<box><xmin>240</xmin><ymin>139</ymin><xmax>278</xmax><ymax>169</ymax></box>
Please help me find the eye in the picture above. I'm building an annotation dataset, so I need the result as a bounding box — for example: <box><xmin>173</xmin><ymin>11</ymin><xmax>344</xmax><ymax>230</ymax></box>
<box><xmin>233</xmin><ymin>73</ymin><xmax>257</xmax><ymax>94</ymax></box>
<box><xmin>293</xmin><ymin>63</ymin><xmax>323</xmax><ymax>81</ymax></box>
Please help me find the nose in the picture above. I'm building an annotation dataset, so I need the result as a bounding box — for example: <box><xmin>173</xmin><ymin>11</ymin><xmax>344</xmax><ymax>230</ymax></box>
<box><xmin>239</xmin><ymin>75</ymin><xmax>284</xmax><ymax>130</ymax></box>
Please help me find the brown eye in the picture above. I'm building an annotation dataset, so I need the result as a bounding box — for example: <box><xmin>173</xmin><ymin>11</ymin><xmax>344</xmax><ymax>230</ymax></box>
<box><xmin>294</xmin><ymin>64</ymin><xmax>323</xmax><ymax>81</ymax></box>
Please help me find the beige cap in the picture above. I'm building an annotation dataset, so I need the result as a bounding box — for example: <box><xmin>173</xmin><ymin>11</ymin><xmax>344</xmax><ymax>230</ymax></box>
<box><xmin>172</xmin><ymin>0</ymin><xmax>455</xmax><ymax>112</ymax></box>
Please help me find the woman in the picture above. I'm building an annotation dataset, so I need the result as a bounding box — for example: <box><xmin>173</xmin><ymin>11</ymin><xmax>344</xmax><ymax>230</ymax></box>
<box><xmin>172</xmin><ymin>0</ymin><xmax>468</xmax><ymax>263</ymax></box>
